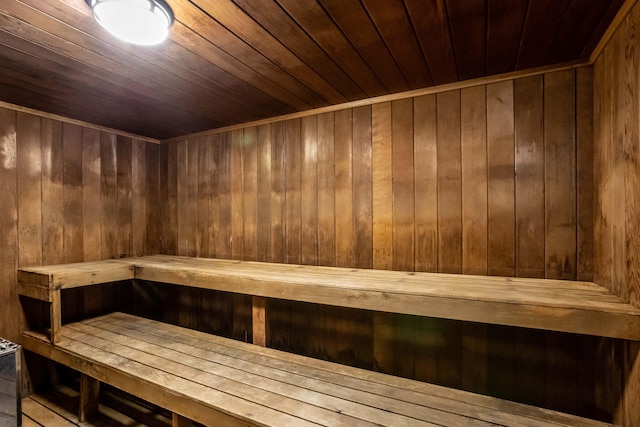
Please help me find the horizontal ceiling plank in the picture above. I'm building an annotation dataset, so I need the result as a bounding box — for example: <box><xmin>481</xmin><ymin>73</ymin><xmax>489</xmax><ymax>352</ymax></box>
<box><xmin>193</xmin><ymin>0</ymin><xmax>348</xmax><ymax>104</ymax></box>
<box><xmin>486</xmin><ymin>0</ymin><xmax>528</xmax><ymax>76</ymax></box>
<box><xmin>274</xmin><ymin>0</ymin><xmax>388</xmax><ymax>98</ymax></box>
<box><xmin>362</xmin><ymin>0</ymin><xmax>434</xmax><ymax>89</ymax></box>
<box><xmin>515</xmin><ymin>0</ymin><xmax>570</xmax><ymax>70</ymax></box>
<box><xmin>175</xmin><ymin>2</ymin><xmax>330</xmax><ymax>109</ymax></box>
<box><xmin>446</xmin><ymin>0</ymin><xmax>488</xmax><ymax>81</ymax></box>
<box><xmin>404</xmin><ymin>0</ymin><xmax>458</xmax><ymax>86</ymax></box>
<box><xmin>318</xmin><ymin>0</ymin><xmax>410</xmax><ymax>93</ymax></box>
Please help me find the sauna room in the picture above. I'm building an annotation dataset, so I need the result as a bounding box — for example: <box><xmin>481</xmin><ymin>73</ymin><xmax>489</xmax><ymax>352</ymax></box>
<box><xmin>0</xmin><ymin>0</ymin><xmax>639</xmax><ymax>426</ymax></box>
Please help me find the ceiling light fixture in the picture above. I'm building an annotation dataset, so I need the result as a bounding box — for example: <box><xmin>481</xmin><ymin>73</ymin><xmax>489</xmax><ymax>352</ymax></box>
<box><xmin>85</xmin><ymin>0</ymin><xmax>174</xmax><ymax>46</ymax></box>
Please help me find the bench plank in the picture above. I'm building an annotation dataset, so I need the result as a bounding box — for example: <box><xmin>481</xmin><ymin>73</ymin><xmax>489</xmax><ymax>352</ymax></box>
<box><xmin>17</xmin><ymin>255</ymin><xmax>640</xmax><ymax>339</ymax></box>
<box><xmin>22</xmin><ymin>313</ymin><xmax>613</xmax><ymax>427</ymax></box>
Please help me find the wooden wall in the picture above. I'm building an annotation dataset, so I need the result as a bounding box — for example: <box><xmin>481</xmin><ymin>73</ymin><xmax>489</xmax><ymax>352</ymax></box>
<box><xmin>162</xmin><ymin>67</ymin><xmax>593</xmax><ymax>280</ymax></box>
<box><xmin>592</xmin><ymin>1</ymin><xmax>640</xmax><ymax>425</ymax></box>
<box><xmin>159</xmin><ymin>67</ymin><xmax>636</xmax><ymax>422</ymax></box>
<box><xmin>0</xmin><ymin>105</ymin><xmax>161</xmax><ymax>354</ymax></box>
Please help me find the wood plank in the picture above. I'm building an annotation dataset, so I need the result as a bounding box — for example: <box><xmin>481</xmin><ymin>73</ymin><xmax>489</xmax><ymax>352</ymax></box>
<box><xmin>447</xmin><ymin>0</ymin><xmax>487</xmax><ymax>80</ymax></box>
<box><xmin>576</xmin><ymin>67</ymin><xmax>595</xmax><ymax>282</ymax></box>
<box><xmin>487</xmin><ymin>80</ymin><xmax>516</xmax><ymax>277</ymax></box>
<box><xmin>352</xmin><ymin>106</ymin><xmax>373</xmax><ymax>269</ymax></box>
<box><xmin>78</xmin><ymin>374</ymin><xmax>99</xmax><ymax>422</ymax></box>
<box><xmin>131</xmin><ymin>139</ymin><xmax>147</xmax><ymax>257</ymax></box>
<box><xmin>316</xmin><ymin>113</ymin><xmax>335</xmax><ymax>267</ymax></box>
<box><xmin>437</xmin><ymin>90</ymin><xmax>463</xmax><ymax>274</ymax></box>
<box><xmin>461</xmin><ymin>86</ymin><xmax>488</xmax><ymax>275</ymax></box>
<box><xmin>197</xmin><ymin>136</ymin><xmax>212</xmax><ymax>258</ymax></box>
<box><xmin>62</xmin><ymin>123</ymin><xmax>84</xmax><ymax>263</ymax></box>
<box><xmin>372</xmin><ymin>102</ymin><xmax>393</xmax><ymax>271</ymax></box>
<box><xmin>256</xmin><ymin>124</ymin><xmax>271</xmax><ymax>262</ymax></box>
<box><xmin>486</xmin><ymin>0</ymin><xmax>528</xmax><ymax>76</ymax></box>
<box><xmin>231</xmin><ymin>130</ymin><xmax>244</xmax><ymax>260</ymax></box>
<box><xmin>243</xmin><ymin>127</ymin><xmax>258</xmax><ymax>262</ymax></box>
<box><xmin>285</xmin><ymin>119</ymin><xmax>301</xmax><ymax>265</ymax></box>
<box><xmin>300</xmin><ymin>116</ymin><xmax>318</xmax><ymax>266</ymax></box>
<box><xmin>173</xmin><ymin>413</ymin><xmax>193</xmax><ymax>427</ymax></box>
<box><xmin>391</xmin><ymin>99</ymin><xmax>415</xmax><ymax>272</ymax></box>
<box><xmin>270</xmin><ymin>123</ymin><xmax>286</xmax><ymax>263</ymax></box>
<box><xmin>81</xmin><ymin>128</ymin><xmax>101</xmax><ymax>263</ymax></box>
<box><xmin>162</xmin><ymin>142</ymin><xmax>178</xmax><ymax>255</ymax></box>
<box><xmin>41</xmin><ymin>118</ymin><xmax>64</xmax><ymax>266</ymax></box>
<box><xmin>334</xmin><ymin>109</ymin><xmax>354</xmax><ymax>267</ymax></box>
<box><xmin>544</xmin><ymin>70</ymin><xmax>577</xmax><ymax>280</ymax></box>
<box><xmin>145</xmin><ymin>142</ymin><xmax>161</xmax><ymax>254</ymax></box>
<box><xmin>100</xmin><ymin>133</ymin><xmax>118</xmax><ymax>259</ymax></box>
<box><xmin>216</xmin><ymin>133</ymin><xmax>232</xmax><ymax>260</ymax></box>
<box><xmin>413</xmin><ymin>95</ymin><xmax>438</xmax><ymax>272</ymax></box>
<box><xmin>514</xmin><ymin>76</ymin><xmax>545</xmax><ymax>278</ymax></box>
<box><xmin>361</xmin><ymin>0</ymin><xmax>433</xmax><ymax>88</ymax></box>
<box><xmin>16</xmin><ymin>112</ymin><xmax>42</xmax><ymax>268</ymax></box>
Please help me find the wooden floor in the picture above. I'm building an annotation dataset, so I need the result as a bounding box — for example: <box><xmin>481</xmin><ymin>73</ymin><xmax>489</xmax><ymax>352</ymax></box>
<box><xmin>22</xmin><ymin>385</ymin><xmax>174</xmax><ymax>427</ymax></box>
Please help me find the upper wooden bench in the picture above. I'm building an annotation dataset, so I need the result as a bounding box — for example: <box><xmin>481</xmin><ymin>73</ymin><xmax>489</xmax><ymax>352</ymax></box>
<box><xmin>18</xmin><ymin>254</ymin><xmax>640</xmax><ymax>342</ymax></box>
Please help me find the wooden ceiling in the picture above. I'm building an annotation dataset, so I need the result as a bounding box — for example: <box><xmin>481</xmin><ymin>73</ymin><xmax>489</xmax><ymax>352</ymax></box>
<box><xmin>0</xmin><ymin>0</ymin><xmax>624</xmax><ymax>139</ymax></box>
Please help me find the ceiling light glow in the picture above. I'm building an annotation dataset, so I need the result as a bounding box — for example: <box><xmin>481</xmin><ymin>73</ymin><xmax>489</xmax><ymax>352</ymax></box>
<box><xmin>85</xmin><ymin>0</ymin><xmax>174</xmax><ymax>46</ymax></box>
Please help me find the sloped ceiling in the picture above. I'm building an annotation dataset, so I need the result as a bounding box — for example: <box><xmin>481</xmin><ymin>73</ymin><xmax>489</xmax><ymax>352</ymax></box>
<box><xmin>0</xmin><ymin>0</ymin><xmax>624</xmax><ymax>139</ymax></box>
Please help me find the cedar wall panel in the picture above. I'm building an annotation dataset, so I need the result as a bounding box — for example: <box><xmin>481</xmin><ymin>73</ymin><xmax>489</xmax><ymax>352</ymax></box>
<box><xmin>593</xmin><ymin>2</ymin><xmax>640</xmax><ymax>425</ymax></box>
<box><xmin>0</xmin><ymin>106</ymin><xmax>161</xmax><ymax>389</ymax></box>
<box><xmin>161</xmin><ymin>68</ymin><xmax>632</xmax><ymax>422</ymax></box>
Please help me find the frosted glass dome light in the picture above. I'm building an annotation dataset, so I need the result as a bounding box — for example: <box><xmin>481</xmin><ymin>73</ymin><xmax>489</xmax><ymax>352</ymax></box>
<box><xmin>86</xmin><ymin>0</ymin><xmax>174</xmax><ymax>46</ymax></box>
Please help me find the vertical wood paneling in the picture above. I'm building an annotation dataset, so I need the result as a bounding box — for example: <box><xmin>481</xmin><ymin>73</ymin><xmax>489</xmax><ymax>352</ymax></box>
<box><xmin>391</xmin><ymin>99</ymin><xmax>414</xmax><ymax>271</ymax></box>
<box><xmin>231</xmin><ymin>130</ymin><xmax>245</xmax><ymax>260</ymax></box>
<box><xmin>0</xmin><ymin>107</ymin><xmax>18</xmax><ymax>344</ymax></box>
<box><xmin>270</xmin><ymin>123</ymin><xmax>286</xmax><ymax>263</ymax></box>
<box><xmin>82</xmin><ymin>128</ymin><xmax>101</xmax><ymax>262</ymax></box>
<box><xmin>301</xmin><ymin>116</ymin><xmax>318</xmax><ymax>266</ymax></box>
<box><xmin>217</xmin><ymin>133</ymin><xmax>232</xmax><ymax>259</ymax></box>
<box><xmin>334</xmin><ymin>110</ymin><xmax>353</xmax><ymax>267</ymax></box>
<box><xmin>176</xmin><ymin>140</ymin><xmax>189</xmax><ymax>256</ymax></box>
<box><xmin>41</xmin><ymin>119</ymin><xmax>63</xmax><ymax>266</ymax></box>
<box><xmin>487</xmin><ymin>80</ymin><xmax>515</xmax><ymax>276</ymax></box>
<box><xmin>63</xmin><ymin>123</ymin><xmax>83</xmax><ymax>263</ymax></box>
<box><xmin>116</xmin><ymin>136</ymin><xmax>133</xmax><ymax>258</ymax></box>
<box><xmin>243</xmin><ymin>127</ymin><xmax>258</xmax><ymax>261</ymax></box>
<box><xmin>257</xmin><ymin>124</ymin><xmax>271</xmax><ymax>262</ymax></box>
<box><xmin>544</xmin><ymin>70</ymin><xmax>577</xmax><ymax>280</ymax></box>
<box><xmin>352</xmin><ymin>106</ymin><xmax>373</xmax><ymax>269</ymax></box>
<box><xmin>514</xmin><ymin>76</ymin><xmax>545</xmax><ymax>278</ymax></box>
<box><xmin>317</xmin><ymin>113</ymin><xmax>335</xmax><ymax>267</ymax></box>
<box><xmin>576</xmin><ymin>67</ymin><xmax>594</xmax><ymax>282</ymax></box>
<box><xmin>285</xmin><ymin>119</ymin><xmax>301</xmax><ymax>265</ymax></box>
<box><xmin>131</xmin><ymin>139</ymin><xmax>146</xmax><ymax>257</ymax></box>
<box><xmin>197</xmin><ymin>137</ymin><xmax>212</xmax><ymax>257</ymax></box>
<box><xmin>17</xmin><ymin>113</ymin><xmax>42</xmax><ymax>268</ymax></box>
<box><xmin>413</xmin><ymin>95</ymin><xmax>438</xmax><ymax>272</ymax></box>
<box><xmin>163</xmin><ymin>142</ymin><xmax>178</xmax><ymax>254</ymax></box>
<box><xmin>372</xmin><ymin>102</ymin><xmax>393</xmax><ymax>271</ymax></box>
<box><xmin>146</xmin><ymin>143</ymin><xmax>161</xmax><ymax>255</ymax></box>
<box><xmin>436</xmin><ymin>90</ymin><xmax>462</xmax><ymax>274</ymax></box>
<box><xmin>2</xmin><ymin>105</ymin><xmax>160</xmax><ymax>361</ymax></box>
<box><xmin>593</xmin><ymin>5</ymin><xmax>640</xmax><ymax>425</ymax></box>
<box><xmin>461</xmin><ymin>86</ymin><xmax>487</xmax><ymax>275</ymax></box>
<box><xmin>100</xmin><ymin>133</ymin><xmax>117</xmax><ymax>259</ymax></box>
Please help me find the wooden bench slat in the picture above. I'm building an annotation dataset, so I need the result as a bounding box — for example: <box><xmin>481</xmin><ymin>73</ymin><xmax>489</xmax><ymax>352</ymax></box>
<box><xmin>22</xmin><ymin>313</ymin><xmax>614</xmax><ymax>427</ymax></box>
<box><xmin>17</xmin><ymin>255</ymin><xmax>640</xmax><ymax>339</ymax></box>
<box><xmin>22</xmin><ymin>329</ymin><xmax>323</xmax><ymax>427</ymax></box>
<box><xmin>68</xmin><ymin>321</ymin><xmax>466</xmax><ymax>427</ymax></box>
<box><xmin>79</xmin><ymin>317</ymin><xmax>502</xmax><ymax>427</ymax></box>
<box><xmin>98</xmin><ymin>313</ymin><xmax>613</xmax><ymax>427</ymax></box>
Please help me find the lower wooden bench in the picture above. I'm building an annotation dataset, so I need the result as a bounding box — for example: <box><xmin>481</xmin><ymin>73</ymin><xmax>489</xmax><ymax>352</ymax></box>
<box><xmin>22</xmin><ymin>312</ymin><xmax>613</xmax><ymax>427</ymax></box>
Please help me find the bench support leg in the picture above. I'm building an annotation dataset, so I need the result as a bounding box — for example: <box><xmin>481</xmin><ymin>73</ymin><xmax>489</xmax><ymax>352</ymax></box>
<box><xmin>172</xmin><ymin>413</ymin><xmax>193</xmax><ymax>427</ymax></box>
<box><xmin>252</xmin><ymin>296</ymin><xmax>267</xmax><ymax>346</ymax></box>
<box><xmin>79</xmin><ymin>374</ymin><xmax>100</xmax><ymax>422</ymax></box>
